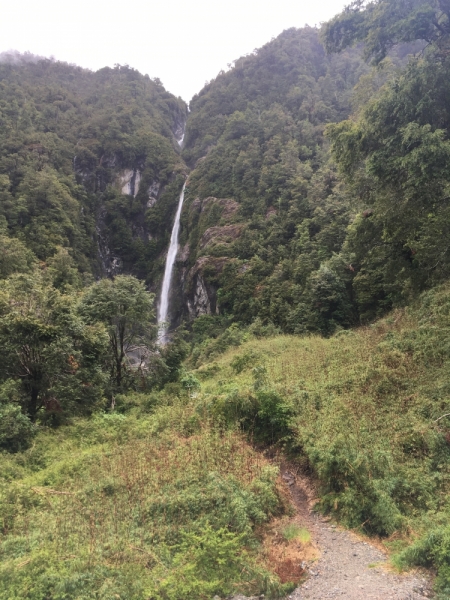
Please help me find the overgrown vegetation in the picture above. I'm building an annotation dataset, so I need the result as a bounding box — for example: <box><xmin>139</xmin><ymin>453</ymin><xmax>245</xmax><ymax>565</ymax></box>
<box><xmin>190</xmin><ymin>283</ymin><xmax>450</xmax><ymax>596</ymax></box>
<box><xmin>0</xmin><ymin>399</ymin><xmax>291</xmax><ymax>599</ymax></box>
<box><xmin>0</xmin><ymin>56</ymin><xmax>187</xmax><ymax>281</ymax></box>
<box><xmin>179</xmin><ymin>27</ymin><xmax>427</xmax><ymax>334</ymax></box>
<box><xmin>5</xmin><ymin>283</ymin><xmax>450</xmax><ymax>596</ymax></box>
<box><xmin>2</xmin><ymin>0</ymin><xmax>450</xmax><ymax>596</ymax></box>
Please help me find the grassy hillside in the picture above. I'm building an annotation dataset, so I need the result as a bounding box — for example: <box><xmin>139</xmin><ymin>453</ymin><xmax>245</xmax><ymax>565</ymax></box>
<box><xmin>0</xmin><ymin>403</ymin><xmax>289</xmax><ymax>599</ymax></box>
<box><xmin>189</xmin><ymin>283</ymin><xmax>450</xmax><ymax>596</ymax></box>
<box><xmin>2</xmin><ymin>283</ymin><xmax>450</xmax><ymax>597</ymax></box>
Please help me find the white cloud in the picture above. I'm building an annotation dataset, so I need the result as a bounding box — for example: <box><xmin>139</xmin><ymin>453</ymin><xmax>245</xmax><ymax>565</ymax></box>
<box><xmin>2</xmin><ymin>0</ymin><xmax>348</xmax><ymax>101</ymax></box>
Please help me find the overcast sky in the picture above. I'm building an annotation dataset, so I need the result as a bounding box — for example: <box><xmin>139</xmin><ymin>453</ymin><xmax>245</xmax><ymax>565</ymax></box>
<box><xmin>2</xmin><ymin>0</ymin><xmax>348</xmax><ymax>102</ymax></box>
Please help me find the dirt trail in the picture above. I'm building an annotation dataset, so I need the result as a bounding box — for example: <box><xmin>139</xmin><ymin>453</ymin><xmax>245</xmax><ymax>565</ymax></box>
<box><xmin>229</xmin><ymin>469</ymin><xmax>433</xmax><ymax>600</ymax></box>
<box><xmin>281</xmin><ymin>469</ymin><xmax>433</xmax><ymax>600</ymax></box>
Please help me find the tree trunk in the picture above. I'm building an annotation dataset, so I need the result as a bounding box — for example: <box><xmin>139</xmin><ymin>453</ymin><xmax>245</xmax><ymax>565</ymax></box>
<box><xmin>29</xmin><ymin>387</ymin><xmax>39</xmax><ymax>422</ymax></box>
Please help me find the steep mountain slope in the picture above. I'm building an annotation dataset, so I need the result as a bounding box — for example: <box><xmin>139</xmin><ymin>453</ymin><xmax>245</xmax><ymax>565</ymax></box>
<box><xmin>0</xmin><ymin>56</ymin><xmax>187</xmax><ymax>284</ymax></box>
<box><xmin>176</xmin><ymin>28</ymin><xmax>427</xmax><ymax>336</ymax></box>
<box><xmin>177</xmin><ymin>27</ymin><xmax>368</xmax><ymax>333</ymax></box>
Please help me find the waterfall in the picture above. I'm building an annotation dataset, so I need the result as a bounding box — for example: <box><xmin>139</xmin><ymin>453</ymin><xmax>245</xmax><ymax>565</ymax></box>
<box><xmin>157</xmin><ymin>182</ymin><xmax>186</xmax><ymax>343</ymax></box>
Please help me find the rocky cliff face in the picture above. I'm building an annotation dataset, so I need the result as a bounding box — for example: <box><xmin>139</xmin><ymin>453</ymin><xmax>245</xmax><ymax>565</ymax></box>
<box><xmin>169</xmin><ymin>195</ymin><xmax>244</xmax><ymax>322</ymax></box>
<box><xmin>74</xmin><ymin>130</ymin><xmax>186</xmax><ymax>282</ymax></box>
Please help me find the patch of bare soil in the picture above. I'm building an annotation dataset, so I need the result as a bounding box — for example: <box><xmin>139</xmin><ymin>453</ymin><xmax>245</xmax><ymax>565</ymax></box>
<box><xmin>259</xmin><ymin>514</ymin><xmax>317</xmax><ymax>585</ymax></box>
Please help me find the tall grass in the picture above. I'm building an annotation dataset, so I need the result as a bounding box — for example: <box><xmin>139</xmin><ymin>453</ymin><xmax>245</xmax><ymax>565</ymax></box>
<box><xmin>195</xmin><ymin>284</ymin><xmax>450</xmax><ymax>594</ymax></box>
<box><xmin>0</xmin><ymin>407</ymin><xmax>287</xmax><ymax>599</ymax></box>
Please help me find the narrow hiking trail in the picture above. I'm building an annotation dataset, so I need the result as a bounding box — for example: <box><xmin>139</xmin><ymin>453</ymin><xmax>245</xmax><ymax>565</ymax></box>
<box><xmin>280</xmin><ymin>468</ymin><xmax>434</xmax><ymax>600</ymax></box>
<box><xmin>230</xmin><ymin>467</ymin><xmax>434</xmax><ymax>600</ymax></box>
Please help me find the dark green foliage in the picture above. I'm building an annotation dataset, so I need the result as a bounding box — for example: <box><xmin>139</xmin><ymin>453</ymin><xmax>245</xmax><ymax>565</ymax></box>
<box><xmin>0</xmin><ymin>232</ymin><xmax>36</xmax><ymax>279</ymax></box>
<box><xmin>320</xmin><ymin>0</ymin><xmax>450</xmax><ymax>321</ymax></box>
<box><xmin>181</xmin><ymin>28</ymin><xmax>370</xmax><ymax>332</ymax></box>
<box><xmin>253</xmin><ymin>389</ymin><xmax>294</xmax><ymax>444</ymax></box>
<box><xmin>153</xmin><ymin>331</ymin><xmax>190</xmax><ymax>389</ymax></box>
<box><xmin>209</xmin><ymin>365</ymin><xmax>294</xmax><ymax>445</ymax></box>
<box><xmin>190</xmin><ymin>322</ymin><xmax>249</xmax><ymax>367</ymax></box>
<box><xmin>322</xmin><ymin>0</ymin><xmax>445</xmax><ymax>64</ymax></box>
<box><xmin>395</xmin><ymin>524</ymin><xmax>450</xmax><ymax>597</ymax></box>
<box><xmin>0</xmin><ymin>381</ymin><xmax>36</xmax><ymax>451</ymax></box>
<box><xmin>0</xmin><ymin>273</ymin><xmax>108</xmax><ymax>422</ymax></box>
<box><xmin>184</xmin><ymin>27</ymin><xmax>368</xmax><ymax>165</ymax></box>
<box><xmin>79</xmin><ymin>275</ymin><xmax>155</xmax><ymax>391</ymax></box>
<box><xmin>0</xmin><ymin>57</ymin><xmax>187</xmax><ymax>279</ymax></box>
<box><xmin>182</xmin><ymin>17</ymin><xmax>450</xmax><ymax>332</ymax></box>
<box><xmin>327</xmin><ymin>52</ymin><xmax>450</xmax><ymax>317</ymax></box>
<box><xmin>231</xmin><ymin>349</ymin><xmax>259</xmax><ymax>374</ymax></box>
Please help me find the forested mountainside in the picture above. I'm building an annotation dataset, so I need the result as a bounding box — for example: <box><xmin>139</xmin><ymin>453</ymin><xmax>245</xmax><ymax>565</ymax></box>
<box><xmin>178</xmin><ymin>25</ymin><xmax>446</xmax><ymax>335</ymax></box>
<box><xmin>177</xmin><ymin>27</ymin><xmax>371</xmax><ymax>332</ymax></box>
<box><xmin>0</xmin><ymin>56</ymin><xmax>187</xmax><ymax>282</ymax></box>
<box><xmin>2</xmin><ymin>0</ymin><xmax>450</xmax><ymax>597</ymax></box>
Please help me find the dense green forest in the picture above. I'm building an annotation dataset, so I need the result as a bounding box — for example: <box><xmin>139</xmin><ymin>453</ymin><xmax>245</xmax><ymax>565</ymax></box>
<box><xmin>179</xmin><ymin>26</ymin><xmax>440</xmax><ymax>334</ymax></box>
<box><xmin>0</xmin><ymin>56</ymin><xmax>187</xmax><ymax>281</ymax></box>
<box><xmin>2</xmin><ymin>0</ymin><xmax>450</xmax><ymax>596</ymax></box>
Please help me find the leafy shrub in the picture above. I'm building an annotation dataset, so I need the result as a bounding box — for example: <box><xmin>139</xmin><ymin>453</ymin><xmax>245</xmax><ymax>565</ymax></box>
<box><xmin>0</xmin><ymin>403</ymin><xmax>35</xmax><ymax>452</ymax></box>
<box><xmin>394</xmin><ymin>524</ymin><xmax>450</xmax><ymax>598</ymax></box>
<box><xmin>190</xmin><ymin>323</ymin><xmax>248</xmax><ymax>366</ymax></box>
<box><xmin>180</xmin><ymin>372</ymin><xmax>201</xmax><ymax>396</ymax></box>
<box><xmin>153</xmin><ymin>525</ymin><xmax>274</xmax><ymax>599</ymax></box>
<box><xmin>210</xmin><ymin>382</ymin><xmax>294</xmax><ymax>445</ymax></box>
<box><xmin>231</xmin><ymin>350</ymin><xmax>260</xmax><ymax>374</ymax></box>
<box><xmin>0</xmin><ymin>380</ymin><xmax>35</xmax><ymax>452</ymax></box>
<box><xmin>305</xmin><ymin>434</ymin><xmax>404</xmax><ymax>535</ymax></box>
<box><xmin>254</xmin><ymin>390</ymin><xmax>294</xmax><ymax>444</ymax></box>
<box><xmin>248</xmin><ymin>318</ymin><xmax>281</xmax><ymax>339</ymax></box>
<box><xmin>196</xmin><ymin>362</ymin><xmax>221</xmax><ymax>380</ymax></box>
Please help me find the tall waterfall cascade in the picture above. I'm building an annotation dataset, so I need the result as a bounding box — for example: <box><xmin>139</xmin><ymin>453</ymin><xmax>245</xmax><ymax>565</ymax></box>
<box><xmin>157</xmin><ymin>182</ymin><xmax>186</xmax><ymax>343</ymax></box>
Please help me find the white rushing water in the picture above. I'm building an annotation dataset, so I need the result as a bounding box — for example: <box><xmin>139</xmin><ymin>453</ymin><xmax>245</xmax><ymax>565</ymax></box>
<box><xmin>157</xmin><ymin>182</ymin><xmax>186</xmax><ymax>343</ymax></box>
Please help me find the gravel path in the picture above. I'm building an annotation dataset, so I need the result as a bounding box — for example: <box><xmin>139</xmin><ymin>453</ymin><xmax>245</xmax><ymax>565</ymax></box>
<box><xmin>229</xmin><ymin>470</ymin><xmax>433</xmax><ymax>600</ymax></box>
<box><xmin>282</xmin><ymin>470</ymin><xmax>433</xmax><ymax>600</ymax></box>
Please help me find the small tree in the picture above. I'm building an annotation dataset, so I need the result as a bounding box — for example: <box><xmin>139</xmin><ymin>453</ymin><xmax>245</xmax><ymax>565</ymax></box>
<box><xmin>0</xmin><ymin>234</ymin><xmax>36</xmax><ymax>279</ymax></box>
<box><xmin>307</xmin><ymin>264</ymin><xmax>353</xmax><ymax>334</ymax></box>
<box><xmin>0</xmin><ymin>273</ymin><xmax>108</xmax><ymax>421</ymax></box>
<box><xmin>79</xmin><ymin>275</ymin><xmax>155</xmax><ymax>390</ymax></box>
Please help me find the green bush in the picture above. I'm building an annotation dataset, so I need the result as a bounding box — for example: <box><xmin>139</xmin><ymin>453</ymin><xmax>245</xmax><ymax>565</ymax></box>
<box><xmin>231</xmin><ymin>350</ymin><xmax>259</xmax><ymax>374</ymax></box>
<box><xmin>0</xmin><ymin>403</ymin><xmax>35</xmax><ymax>452</ymax></box>
<box><xmin>395</xmin><ymin>524</ymin><xmax>450</xmax><ymax>597</ymax></box>
<box><xmin>153</xmin><ymin>526</ymin><xmax>267</xmax><ymax>599</ymax></box>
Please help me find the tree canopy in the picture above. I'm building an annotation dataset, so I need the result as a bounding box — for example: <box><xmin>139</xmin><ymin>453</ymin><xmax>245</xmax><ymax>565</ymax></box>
<box><xmin>0</xmin><ymin>273</ymin><xmax>108</xmax><ymax>421</ymax></box>
<box><xmin>325</xmin><ymin>0</ymin><xmax>450</xmax><ymax>316</ymax></box>
<box><xmin>79</xmin><ymin>275</ymin><xmax>155</xmax><ymax>389</ymax></box>
<box><xmin>322</xmin><ymin>0</ymin><xmax>449</xmax><ymax>63</ymax></box>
